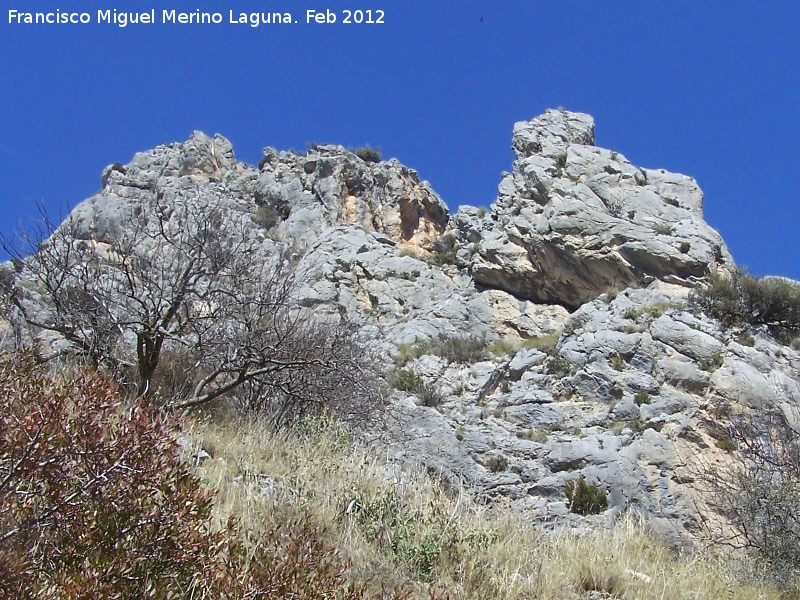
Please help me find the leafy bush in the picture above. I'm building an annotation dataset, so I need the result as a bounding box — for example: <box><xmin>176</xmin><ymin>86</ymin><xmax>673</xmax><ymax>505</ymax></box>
<box><xmin>0</xmin><ymin>353</ymin><xmax>219</xmax><ymax>598</ymax></box>
<box><xmin>565</xmin><ymin>475</ymin><xmax>608</xmax><ymax>516</ymax></box>
<box><xmin>0</xmin><ymin>353</ymin><xmax>403</xmax><ymax>599</ymax></box>
<box><xmin>355</xmin><ymin>146</ymin><xmax>381</xmax><ymax>163</ymax></box>
<box><xmin>634</xmin><ymin>391</ymin><xmax>651</xmax><ymax>406</ymax></box>
<box><xmin>691</xmin><ymin>268</ymin><xmax>800</xmax><ymax>332</ymax></box>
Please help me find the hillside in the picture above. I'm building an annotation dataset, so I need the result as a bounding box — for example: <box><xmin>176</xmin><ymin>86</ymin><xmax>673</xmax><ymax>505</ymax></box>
<box><xmin>2</xmin><ymin>109</ymin><xmax>799</xmax><ymax>596</ymax></box>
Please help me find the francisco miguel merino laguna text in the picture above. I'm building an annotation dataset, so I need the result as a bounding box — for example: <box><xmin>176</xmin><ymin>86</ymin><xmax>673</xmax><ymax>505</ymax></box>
<box><xmin>8</xmin><ymin>9</ymin><xmax>310</xmax><ymax>27</ymax></box>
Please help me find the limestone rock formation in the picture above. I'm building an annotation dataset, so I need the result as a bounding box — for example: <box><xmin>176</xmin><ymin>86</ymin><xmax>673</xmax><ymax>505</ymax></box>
<box><xmin>461</xmin><ymin>109</ymin><xmax>733</xmax><ymax>309</ymax></box>
<box><xmin>4</xmin><ymin>109</ymin><xmax>799</xmax><ymax>551</ymax></box>
<box><xmin>256</xmin><ymin>143</ymin><xmax>448</xmax><ymax>251</ymax></box>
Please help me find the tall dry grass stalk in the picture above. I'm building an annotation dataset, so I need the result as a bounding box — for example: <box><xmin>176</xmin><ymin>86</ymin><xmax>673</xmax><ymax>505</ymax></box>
<box><xmin>185</xmin><ymin>414</ymin><xmax>784</xmax><ymax>600</ymax></box>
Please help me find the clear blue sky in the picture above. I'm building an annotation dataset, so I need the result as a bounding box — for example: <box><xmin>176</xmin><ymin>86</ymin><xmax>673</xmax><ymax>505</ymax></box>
<box><xmin>1</xmin><ymin>1</ymin><xmax>798</xmax><ymax>279</ymax></box>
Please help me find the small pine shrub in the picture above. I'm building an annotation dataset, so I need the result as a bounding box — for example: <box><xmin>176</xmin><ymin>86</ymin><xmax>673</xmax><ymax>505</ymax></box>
<box><xmin>680</xmin><ymin>242</ymin><xmax>691</xmax><ymax>253</ymax></box>
<box><xmin>253</xmin><ymin>203</ymin><xmax>291</xmax><ymax>230</ymax></box>
<box><xmin>634</xmin><ymin>391</ymin><xmax>651</xmax><ymax>406</ymax></box>
<box><xmin>485</xmin><ymin>455</ymin><xmax>508</xmax><ymax>473</ymax></box>
<box><xmin>546</xmin><ymin>356</ymin><xmax>571</xmax><ymax>376</ymax></box>
<box><xmin>623</xmin><ymin>307</ymin><xmax>640</xmax><ymax>320</ymax></box>
<box><xmin>654</xmin><ymin>223</ymin><xmax>675</xmax><ymax>236</ymax></box>
<box><xmin>699</xmin><ymin>351</ymin><xmax>724</xmax><ymax>373</ymax></box>
<box><xmin>664</xmin><ymin>197</ymin><xmax>681</xmax><ymax>207</ymax></box>
<box><xmin>390</xmin><ymin>367</ymin><xmax>425</xmax><ymax>393</ymax></box>
<box><xmin>355</xmin><ymin>146</ymin><xmax>381</xmax><ymax>163</ymax></box>
<box><xmin>565</xmin><ymin>475</ymin><xmax>608</xmax><ymax>515</ymax></box>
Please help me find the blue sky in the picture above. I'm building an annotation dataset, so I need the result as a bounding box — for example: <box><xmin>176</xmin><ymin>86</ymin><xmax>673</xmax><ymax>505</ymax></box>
<box><xmin>1</xmin><ymin>1</ymin><xmax>798</xmax><ymax>278</ymax></box>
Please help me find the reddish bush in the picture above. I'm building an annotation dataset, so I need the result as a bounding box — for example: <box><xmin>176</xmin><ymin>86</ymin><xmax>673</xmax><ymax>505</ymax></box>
<box><xmin>0</xmin><ymin>353</ymin><xmax>416</xmax><ymax>599</ymax></box>
<box><xmin>0</xmin><ymin>353</ymin><xmax>219</xmax><ymax>598</ymax></box>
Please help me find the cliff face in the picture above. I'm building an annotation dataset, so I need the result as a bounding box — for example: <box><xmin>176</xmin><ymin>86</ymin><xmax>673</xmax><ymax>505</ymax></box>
<box><xmin>5</xmin><ymin>110</ymin><xmax>799</xmax><ymax>548</ymax></box>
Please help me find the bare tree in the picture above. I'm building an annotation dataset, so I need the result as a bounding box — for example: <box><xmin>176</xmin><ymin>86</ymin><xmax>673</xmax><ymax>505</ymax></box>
<box><xmin>1</xmin><ymin>196</ymin><xmax>384</xmax><ymax>426</ymax></box>
<box><xmin>700</xmin><ymin>403</ymin><xmax>800</xmax><ymax>587</ymax></box>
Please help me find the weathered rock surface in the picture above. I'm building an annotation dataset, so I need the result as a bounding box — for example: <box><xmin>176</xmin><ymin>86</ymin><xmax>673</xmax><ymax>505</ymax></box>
<box><xmin>460</xmin><ymin>109</ymin><xmax>733</xmax><ymax>309</ymax></box>
<box><xmin>5</xmin><ymin>109</ymin><xmax>800</xmax><ymax>551</ymax></box>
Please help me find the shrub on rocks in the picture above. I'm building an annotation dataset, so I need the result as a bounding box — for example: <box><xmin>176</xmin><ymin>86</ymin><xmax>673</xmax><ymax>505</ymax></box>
<box><xmin>691</xmin><ymin>268</ymin><xmax>800</xmax><ymax>333</ymax></box>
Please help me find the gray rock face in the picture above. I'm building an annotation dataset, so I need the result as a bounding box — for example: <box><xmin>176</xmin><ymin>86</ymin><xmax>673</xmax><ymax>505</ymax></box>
<box><xmin>464</xmin><ymin>109</ymin><xmax>733</xmax><ymax>309</ymax></box>
<box><xmin>256</xmin><ymin>144</ymin><xmax>448</xmax><ymax>252</ymax></box>
<box><xmin>8</xmin><ymin>109</ymin><xmax>800</xmax><ymax>550</ymax></box>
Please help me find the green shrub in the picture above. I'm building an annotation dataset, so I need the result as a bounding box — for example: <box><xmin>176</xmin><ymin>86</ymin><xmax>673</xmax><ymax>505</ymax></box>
<box><xmin>396</xmin><ymin>333</ymin><xmax>488</xmax><ymax>365</ymax></box>
<box><xmin>691</xmin><ymin>268</ymin><xmax>800</xmax><ymax>333</ymax></box>
<box><xmin>390</xmin><ymin>367</ymin><xmax>425</xmax><ymax>392</ymax></box>
<box><xmin>565</xmin><ymin>475</ymin><xmax>608</xmax><ymax>515</ymax></box>
<box><xmin>736</xmin><ymin>332</ymin><xmax>755</xmax><ymax>347</ymax></box>
<box><xmin>485</xmin><ymin>455</ymin><xmax>508</xmax><ymax>473</ymax></box>
<box><xmin>698</xmin><ymin>351</ymin><xmax>724</xmax><ymax>373</ymax></box>
<box><xmin>654</xmin><ymin>223</ymin><xmax>675</xmax><ymax>236</ymax></box>
<box><xmin>253</xmin><ymin>203</ymin><xmax>291</xmax><ymax>229</ymax></box>
<box><xmin>634</xmin><ymin>391</ymin><xmax>651</xmax><ymax>406</ymax></box>
<box><xmin>389</xmin><ymin>368</ymin><xmax>443</xmax><ymax>407</ymax></box>
<box><xmin>546</xmin><ymin>355</ymin><xmax>571</xmax><ymax>376</ymax></box>
<box><xmin>429</xmin><ymin>233</ymin><xmax>460</xmax><ymax>267</ymax></box>
<box><xmin>355</xmin><ymin>146</ymin><xmax>381</xmax><ymax>163</ymax></box>
<box><xmin>664</xmin><ymin>197</ymin><xmax>681</xmax><ymax>207</ymax></box>
<box><xmin>680</xmin><ymin>242</ymin><xmax>691</xmax><ymax>253</ymax></box>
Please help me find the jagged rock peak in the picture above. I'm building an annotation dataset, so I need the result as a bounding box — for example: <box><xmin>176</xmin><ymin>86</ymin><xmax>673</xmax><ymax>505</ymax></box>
<box><xmin>93</xmin><ymin>131</ymin><xmax>448</xmax><ymax>253</ymax></box>
<box><xmin>512</xmin><ymin>109</ymin><xmax>595</xmax><ymax>158</ymax></box>
<box><xmin>462</xmin><ymin>108</ymin><xmax>733</xmax><ymax>310</ymax></box>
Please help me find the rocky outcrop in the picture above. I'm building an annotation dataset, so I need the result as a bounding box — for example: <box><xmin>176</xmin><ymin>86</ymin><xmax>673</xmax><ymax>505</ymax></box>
<box><xmin>6</xmin><ymin>109</ymin><xmax>799</xmax><ymax>550</ymax></box>
<box><xmin>383</xmin><ymin>287</ymin><xmax>800</xmax><ymax>547</ymax></box>
<box><xmin>256</xmin><ymin>144</ymin><xmax>448</xmax><ymax>251</ymax></box>
<box><xmin>77</xmin><ymin>132</ymin><xmax>448</xmax><ymax>253</ymax></box>
<box><xmin>459</xmin><ymin>109</ymin><xmax>733</xmax><ymax>309</ymax></box>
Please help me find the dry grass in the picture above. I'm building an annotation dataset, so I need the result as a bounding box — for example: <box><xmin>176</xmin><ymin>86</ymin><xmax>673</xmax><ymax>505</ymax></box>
<box><xmin>185</xmin><ymin>414</ymin><xmax>785</xmax><ymax>600</ymax></box>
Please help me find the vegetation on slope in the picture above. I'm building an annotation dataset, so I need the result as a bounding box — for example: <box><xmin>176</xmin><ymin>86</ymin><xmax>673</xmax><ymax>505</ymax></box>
<box><xmin>0</xmin><ymin>352</ymin><xmax>790</xmax><ymax>599</ymax></box>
